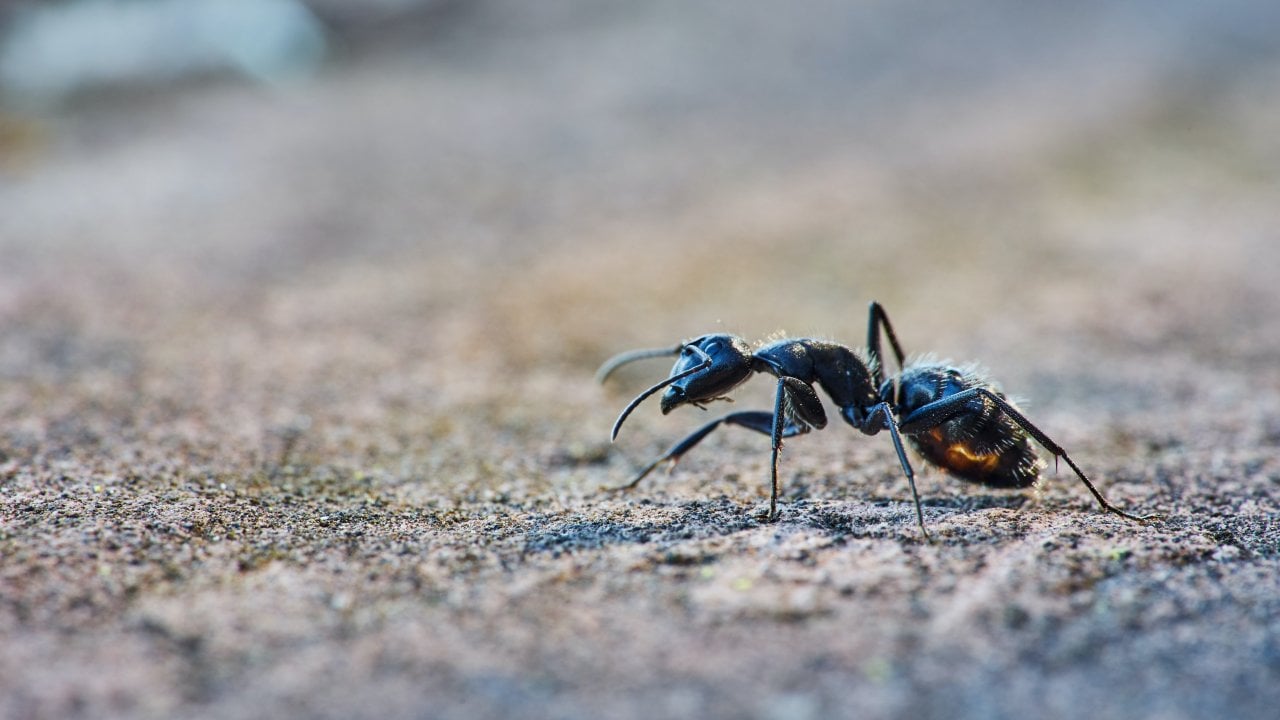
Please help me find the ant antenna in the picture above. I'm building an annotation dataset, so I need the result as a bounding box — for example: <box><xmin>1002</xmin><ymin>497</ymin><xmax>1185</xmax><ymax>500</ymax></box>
<box><xmin>610</xmin><ymin>346</ymin><xmax>712</xmax><ymax>441</ymax></box>
<box><xmin>595</xmin><ymin>344</ymin><xmax>682</xmax><ymax>384</ymax></box>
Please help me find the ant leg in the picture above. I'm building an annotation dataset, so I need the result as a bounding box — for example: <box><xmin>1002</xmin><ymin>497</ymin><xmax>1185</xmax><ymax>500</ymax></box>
<box><xmin>608</xmin><ymin>411</ymin><xmax>809</xmax><ymax>491</ymax></box>
<box><xmin>861</xmin><ymin>402</ymin><xmax>930</xmax><ymax>540</ymax></box>
<box><xmin>899</xmin><ymin>388</ymin><xmax>1161</xmax><ymax>522</ymax></box>
<box><xmin>768</xmin><ymin>377</ymin><xmax>827</xmax><ymax>520</ymax></box>
<box><xmin>769</xmin><ymin>379</ymin><xmax>786</xmax><ymax>519</ymax></box>
<box><xmin>595</xmin><ymin>344</ymin><xmax>682</xmax><ymax>384</ymax></box>
<box><xmin>866</xmin><ymin>301</ymin><xmax>908</xmax><ymax>394</ymax></box>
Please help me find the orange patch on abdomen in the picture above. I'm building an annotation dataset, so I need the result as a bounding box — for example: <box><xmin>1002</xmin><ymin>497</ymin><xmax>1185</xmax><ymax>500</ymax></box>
<box><xmin>927</xmin><ymin>428</ymin><xmax>1002</xmax><ymax>475</ymax></box>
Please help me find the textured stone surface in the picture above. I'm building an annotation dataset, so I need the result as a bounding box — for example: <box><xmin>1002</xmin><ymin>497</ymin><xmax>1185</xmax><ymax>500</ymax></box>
<box><xmin>3</xmin><ymin>3</ymin><xmax>1279</xmax><ymax>719</ymax></box>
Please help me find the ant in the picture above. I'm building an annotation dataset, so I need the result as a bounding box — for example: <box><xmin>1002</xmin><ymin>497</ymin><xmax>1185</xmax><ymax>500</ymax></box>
<box><xmin>596</xmin><ymin>301</ymin><xmax>1159</xmax><ymax>538</ymax></box>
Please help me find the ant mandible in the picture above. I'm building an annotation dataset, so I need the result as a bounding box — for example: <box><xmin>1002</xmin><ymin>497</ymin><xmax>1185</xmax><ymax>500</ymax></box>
<box><xmin>596</xmin><ymin>301</ymin><xmax>1160</xmax><ymax>538</ymax></box>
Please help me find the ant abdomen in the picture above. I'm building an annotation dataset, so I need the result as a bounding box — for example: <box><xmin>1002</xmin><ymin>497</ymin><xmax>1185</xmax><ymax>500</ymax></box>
<box><xmin>889</xmin><ymin>363</ymin><xmax>1046</xmax><ymax>489</ymax></box>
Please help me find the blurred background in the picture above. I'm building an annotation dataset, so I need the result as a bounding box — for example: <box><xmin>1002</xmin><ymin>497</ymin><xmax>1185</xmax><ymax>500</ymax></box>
<box><xmin>3</xmin><ymin>0</ymin><xmax>1278</xmax><ymax>473</ymax></box>
<box><xmin>2</xmin><ymin>2</ymin><xmax>1279</xmax><ymax>719</ymax></box>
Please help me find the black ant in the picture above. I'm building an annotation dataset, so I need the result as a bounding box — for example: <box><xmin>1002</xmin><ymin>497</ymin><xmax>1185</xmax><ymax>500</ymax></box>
<box><xmin>596</xmin><ymin>301</ymin><xmax>1160</xmax><ymax>538</ymax></box>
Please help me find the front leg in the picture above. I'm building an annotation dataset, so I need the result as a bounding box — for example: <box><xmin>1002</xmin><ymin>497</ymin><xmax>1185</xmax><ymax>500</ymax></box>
<box><xmin>768</xmin><ymin>377</ymin><xmax>827</xmax><ymax>520</ymax></box>
<box><xmin>608</xmin><ymin>410</ymin><xmax>811</xmax><ymax>492</ymax></box>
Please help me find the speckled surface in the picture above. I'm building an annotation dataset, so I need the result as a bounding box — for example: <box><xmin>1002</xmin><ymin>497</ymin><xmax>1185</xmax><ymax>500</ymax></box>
<box><xmin>3</xmin><ymin>3</ymin><xmax>1279</xmax><ymax>719</ymax></box>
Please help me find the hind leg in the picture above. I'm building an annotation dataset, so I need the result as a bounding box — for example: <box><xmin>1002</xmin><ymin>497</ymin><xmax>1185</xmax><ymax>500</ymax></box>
<box><xmin>899</xmin><ymin>388</ymin><xmax>1160</xmax><ymax>522</ymax></box>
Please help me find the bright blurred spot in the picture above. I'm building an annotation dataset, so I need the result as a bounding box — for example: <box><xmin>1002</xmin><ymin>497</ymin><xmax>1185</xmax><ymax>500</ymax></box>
<box><xmin>0</xmin><ymin>0</ymin><xmax>326</xmax><ymax>106</ymax></box>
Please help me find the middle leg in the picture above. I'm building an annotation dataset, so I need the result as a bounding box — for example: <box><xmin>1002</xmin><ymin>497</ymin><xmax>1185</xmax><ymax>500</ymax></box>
<box><xmin>866</xmin><ymin>301</ymin><xmax>908</xmax><ymax>389</ymax></box>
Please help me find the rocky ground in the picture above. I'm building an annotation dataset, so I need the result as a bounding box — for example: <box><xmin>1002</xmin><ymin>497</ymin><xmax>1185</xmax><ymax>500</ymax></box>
<box><xmin>2</xmin><ymin>2</ymin><xmax>1279</xmax><ymax>719</ymax></box>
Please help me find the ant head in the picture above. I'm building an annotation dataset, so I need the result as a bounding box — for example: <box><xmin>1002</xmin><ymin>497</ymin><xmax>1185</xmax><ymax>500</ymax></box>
<box><xmin>607</xmin><ymin>334</ymin><xmax>754</xmax><ymax>442</ymax></box>
<box><xmin>659</xmin><ymin>334</ymin><xmax>753</xmax><ymax>414</ymax></box>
